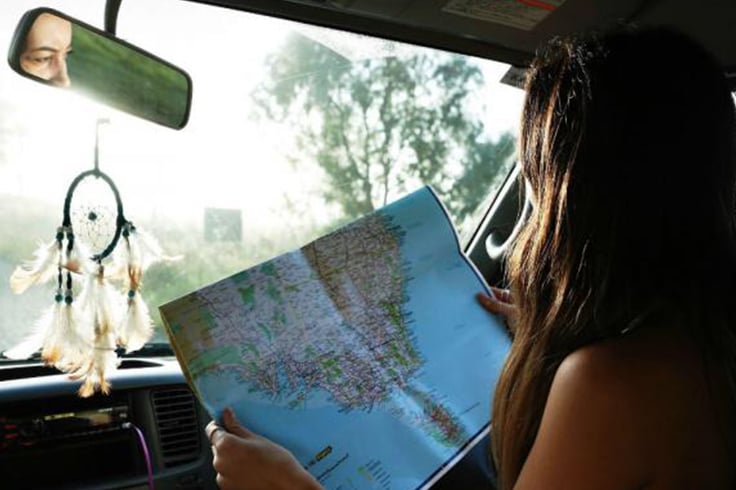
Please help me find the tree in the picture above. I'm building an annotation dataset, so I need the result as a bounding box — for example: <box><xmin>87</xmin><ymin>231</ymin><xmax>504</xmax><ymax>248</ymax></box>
<box><xmin>450</xmin><ymin>131</ymin><xmax>516</xmax><ymax>221</ymax></box>
<box><xmin>252</xmin><ymin>33</ymin><xmax>515</xmax><ymax>224</ymax></box>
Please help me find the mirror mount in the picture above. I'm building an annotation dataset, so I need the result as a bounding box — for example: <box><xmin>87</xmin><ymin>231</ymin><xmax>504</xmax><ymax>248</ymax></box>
<box><xmin>104</xmin><ymin>0</ymin><xmax>123</xmax><ymax>35</ymax></box>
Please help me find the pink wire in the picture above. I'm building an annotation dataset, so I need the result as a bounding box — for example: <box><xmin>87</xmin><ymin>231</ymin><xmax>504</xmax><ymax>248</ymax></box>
<box><xmin>131</xmin><ymin>423</ymin><xmax>156</xmax><ymax>490</ymax></box>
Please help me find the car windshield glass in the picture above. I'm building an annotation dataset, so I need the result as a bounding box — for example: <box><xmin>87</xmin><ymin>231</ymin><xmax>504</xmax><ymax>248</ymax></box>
<box><xmin>0</xmin><ymin>0</ymin><xmax>525</xmax><ymax>355</ymax></box>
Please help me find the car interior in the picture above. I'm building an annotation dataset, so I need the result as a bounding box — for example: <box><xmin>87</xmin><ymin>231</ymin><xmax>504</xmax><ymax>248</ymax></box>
<box><xmin>0</xmin><ymin>0</ymin><xmax>735</xmax><ymax>489</ymax></box>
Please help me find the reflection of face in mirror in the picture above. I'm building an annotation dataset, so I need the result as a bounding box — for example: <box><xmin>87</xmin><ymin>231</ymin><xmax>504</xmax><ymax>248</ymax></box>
<box><xmin>20</xmin><ymin>13</ymin><xmax>72</xmax><ymax>88</ymax></box>
<box><xmin>8</xmin><ymin>7</ymin><xmax>191</xmax><ymax>128</ymax></box>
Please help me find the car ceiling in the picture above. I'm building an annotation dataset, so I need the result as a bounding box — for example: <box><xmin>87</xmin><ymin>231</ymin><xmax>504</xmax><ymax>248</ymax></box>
<box><xmin>185</xmin><ymin>0</ymin><xmax>736</xmax><ymax>79</ymax></box>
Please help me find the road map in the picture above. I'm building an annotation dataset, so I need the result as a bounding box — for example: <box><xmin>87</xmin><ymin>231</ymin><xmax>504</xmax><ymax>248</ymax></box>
<box><xmin>160</xmin><ymin>187</ymin><xmax>511</xmax><ymax>490</ymax></box>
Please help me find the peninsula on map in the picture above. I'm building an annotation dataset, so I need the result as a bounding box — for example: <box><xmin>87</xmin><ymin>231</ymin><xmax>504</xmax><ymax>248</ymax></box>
<box><xmin>163</xmin><ymin>212</ymin><xmax>466</xmax><ymax>446</ymax></box>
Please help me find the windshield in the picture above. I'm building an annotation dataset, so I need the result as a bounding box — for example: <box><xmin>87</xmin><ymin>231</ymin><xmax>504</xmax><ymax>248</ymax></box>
<box><xmin>0</xmin><ymin>0</ymin><xmax>525</xmax><ymax>355</ymax></box>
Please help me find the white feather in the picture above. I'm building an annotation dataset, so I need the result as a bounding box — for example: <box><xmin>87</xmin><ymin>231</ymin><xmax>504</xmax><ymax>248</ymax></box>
<box><xmin>106</xmin><ymin>245</ymin><xmax>129</xmax><ymax>283</ymax></box>
<box><xmin>76</xmin><ymin>266</ymin><xmax>124</xmax><ymax>334</ymax></box>
<box><xmin>5</xmin><ymin>237</ymin><xmax>90</xmax><ymax>361</ymax></box>
<box><xmin>134</xmin><ymin>227</ymin><xmax>163</xmax><ymax>270</ymax></box>
<box><xmin>9</xmin><ymin>239</ymin><xmax>61</xmax><ymax>294</ymax></box>
<box><xmin>119</xmin><ymin>293</ymin><xmax>154</xmax><ymax>353</ymax></box>
<box><xmin>68</xmin><ymin>264</ymin><xmax>124</xmax><ymax>396</ymax></box>
<box><xmin>52</xmin><ymin>305</ymin><xmax>93</xmax><ymax>371</ymax></box>
<box><xmin>73</xmin><ymin>331</ymin><xmax>118</xmax><ymax>397</ymax></box>
<box><xmin>62</xmin><ymin>239</ymin><xmax>89</xmax><ymax>275</ymax></box>
<box><xmin>109</xmin><ymin>227</ymin><xmax>181</xmax><ymax>286</ymax></box>
<box><xmin>37</xmin><ymin>303</ymin><xmax>62</xmax><ymax>364</ymax></box>
<box><xmin>132</xmin><ymin>226</ymin><xmax>182</xmax><ymax>270</ymax></box>
<box><xmin>36</xmin><ymin>301</ymin><xmax>93</xmax><ymax>370</ymax></box>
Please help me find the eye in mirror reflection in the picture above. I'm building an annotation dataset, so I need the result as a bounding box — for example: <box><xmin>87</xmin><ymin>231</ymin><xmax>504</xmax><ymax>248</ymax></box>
<box><xmin>19</xmin><ymin>12</ymin><xmax>72</xmax><ymax>88</ymax></box>
<box><xmin>9</xmin><ymin>8</ymin><xmax>192</xmax><ymax>129</ymax></box>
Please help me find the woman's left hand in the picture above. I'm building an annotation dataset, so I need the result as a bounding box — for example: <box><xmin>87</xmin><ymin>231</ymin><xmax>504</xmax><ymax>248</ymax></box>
<box><xmin>206</xmin><ymin>407</ymin><xmax>323</xmax><ymax>490</ymax></box>
<box><xmin>477</xmin><ymin>287</ymin><xmax>517</xmax><ymax>323</ymax></box>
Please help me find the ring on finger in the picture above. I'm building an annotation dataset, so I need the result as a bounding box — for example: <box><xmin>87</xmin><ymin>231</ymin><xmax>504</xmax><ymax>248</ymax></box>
<box><xmin>208</xmin><ymin>426</ymin><xmax>224</xmax><ymax>445</ymax></box>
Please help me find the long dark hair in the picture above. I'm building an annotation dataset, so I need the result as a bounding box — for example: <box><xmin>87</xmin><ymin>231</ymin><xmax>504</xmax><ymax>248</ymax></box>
<box><xmin>491</xmin><ymin>27</ymin><xmax>736</xmax><ymax>489</ymax></box>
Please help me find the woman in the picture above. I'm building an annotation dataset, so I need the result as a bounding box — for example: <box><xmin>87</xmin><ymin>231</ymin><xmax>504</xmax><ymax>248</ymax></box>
<box><xmin>206</xmin><ymin>27</ymin><xmax>736</xmax><ymax>489</ymax></box>
<box><xmin>19</xmin><ymin>12</ymin><xmax>73</xmax><ymax>88</ymax></box>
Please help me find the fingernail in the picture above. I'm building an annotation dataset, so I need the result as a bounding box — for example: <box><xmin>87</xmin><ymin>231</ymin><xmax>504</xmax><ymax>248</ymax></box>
<box><xmin>228</xmin><ymin>407</ymin><xmax>240</xmax><ymax>423</ymax></box>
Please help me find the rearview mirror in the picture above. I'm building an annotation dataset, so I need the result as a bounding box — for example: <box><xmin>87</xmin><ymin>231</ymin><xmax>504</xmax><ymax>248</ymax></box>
<box><xmin>8</xmin><ymin>8</ymin><xmax>192</xmax><ymax>129</ymax></box>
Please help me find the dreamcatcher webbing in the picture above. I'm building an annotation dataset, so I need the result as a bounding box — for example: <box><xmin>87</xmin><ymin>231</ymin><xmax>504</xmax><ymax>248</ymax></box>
<box><xmin>63</xmin><ymin>168</ymin><xmax>127</xmax><ymax>263</ymax></box>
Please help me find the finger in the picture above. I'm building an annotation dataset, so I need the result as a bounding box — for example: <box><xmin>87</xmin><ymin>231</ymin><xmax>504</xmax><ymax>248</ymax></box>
<box><xmin>206</xmin><ymin>421</ymin><xmax>226</xmax><ymax>446</ymax></box>
<box><xmin>222</xmin><ymin>407</ymin><xmax>255</xmax><ymax>438</ymax></box>
<box><xmin>215</xmin><ymin>472</ymin><xmax>235</xmax><ymax>490</ymax></box>
<box><xmin>476</xmin><ymin>292</ymin><xmax>497</xmax><ymax>311</ymax></box>
<box><xmin>490</xmin><ymin>287</ymin><xmax>513</xmax><ymax>303</ymax></box>
<box><xmin>211</xmin><ymin>436</ymin><xmax>241</xmax><ymax>473</ymax></box>
<box><xmin>476</xmin><ymin>292</ymin><xmax>516</xmax><ymax>317</ymax></box>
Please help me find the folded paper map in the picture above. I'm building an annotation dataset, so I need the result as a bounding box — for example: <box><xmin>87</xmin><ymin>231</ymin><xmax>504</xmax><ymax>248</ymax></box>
<box><xmin>160</xmin><ymin>186</ymin><xmax>510</xmax><ymax>490</ymax></box>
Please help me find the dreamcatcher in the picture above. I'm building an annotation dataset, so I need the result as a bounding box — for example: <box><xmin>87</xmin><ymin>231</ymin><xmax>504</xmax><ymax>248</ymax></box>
<box><xmin>9</xmin><ymin>140</ymin><xmax>171</xmax><ymax>397</ymax></box>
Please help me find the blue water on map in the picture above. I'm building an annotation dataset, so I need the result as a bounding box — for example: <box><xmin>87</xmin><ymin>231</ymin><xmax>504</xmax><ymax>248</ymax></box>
<box><xmin>196</xmin><ymin>187</ymin><xmax>511</xmax><ymax>490</ymax></box>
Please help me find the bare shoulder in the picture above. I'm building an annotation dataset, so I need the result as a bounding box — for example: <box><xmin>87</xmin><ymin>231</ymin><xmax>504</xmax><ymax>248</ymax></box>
<box><xmin>514</xmin><ymin>321</ymin><xmax>732</xmax><ymax>489</ymax></box>
<box><xmin>555</xmin><ymin>322</ymin><xmax>696</xmax><ymax>401</ymax></box>
<box><xmin>562</xmin><ymin>321</ymin><xmax>711</xmax><ymax>416</ymax></box>
<box><xmin>512</xmin><ymin>338</ymin><xmax>655</xmax><ymax>489</ymax></box>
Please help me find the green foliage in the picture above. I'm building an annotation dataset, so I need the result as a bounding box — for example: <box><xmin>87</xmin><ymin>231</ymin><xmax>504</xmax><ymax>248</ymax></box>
<box><xmin>0</xmin><ymin>196</ymin><xmax>58</xmax><ymax>264</ymax></box>
<box><xmin>450</xmin><ymin>131</ymin><xmax>516</xmax><ymax>220</ymax></box>
<box><xmin>252</xmin><ymin>33</ymin><xmax>516</xmax><ymax>225</ymax></box>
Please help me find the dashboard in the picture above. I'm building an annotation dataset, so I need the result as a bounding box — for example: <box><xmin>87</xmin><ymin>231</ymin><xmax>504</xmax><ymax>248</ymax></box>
<box><xmin>0</xmin><ymin>357</ymin><xmax>496</xmax><ymax>490</ymax></box>
<box><xmin>0</xmin><ymin>359</ymin><xmax>217</xmax><ymax>490</ymax></box>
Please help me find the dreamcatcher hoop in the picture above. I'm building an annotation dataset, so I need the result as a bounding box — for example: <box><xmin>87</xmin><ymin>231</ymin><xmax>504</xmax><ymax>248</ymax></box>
<box><xmin>62</xmin><ymin>168</ymin><xmax>128</xmax><ymax>263</ymax></box>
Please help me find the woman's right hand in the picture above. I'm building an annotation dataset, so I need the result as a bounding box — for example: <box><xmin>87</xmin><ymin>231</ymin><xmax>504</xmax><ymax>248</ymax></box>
<box><xmin>476</xmin><ymin>287</ymin><xmax>517</xmax><ymax>328</ymax></box>
<box><xmin>206</xmin><ymin>408</ymin><xmax>322</xmax><ymax>490</ymax></box>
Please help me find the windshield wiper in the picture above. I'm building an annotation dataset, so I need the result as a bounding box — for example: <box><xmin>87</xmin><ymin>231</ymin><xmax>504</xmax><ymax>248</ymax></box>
<box><xmin>0</xmin><ymin>350</ymin><xmax>43</xmax><ymax>363</ymax></box>
<box><xmin>120</xmin><ymin>342</ymin><xmax>174</xmax><ymax>358</ymax></box>
<box><xmin>0</xmin><ymin>342</ymin><xmax>174</xmax><ymax>362</ymax></box>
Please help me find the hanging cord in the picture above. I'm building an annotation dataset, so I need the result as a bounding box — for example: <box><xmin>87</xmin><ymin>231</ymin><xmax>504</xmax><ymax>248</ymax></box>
<box><xmin>123</xmin><ymin>422</ymin><xmax>156</xmax><ymax>490</ymax></box>
<box><xmin>94</xmin><ymin>118</ymin><xmax>110</xmax><ymax>175</ymax></box>
<box><xmin>63</xmin><ymin>118</ymin><xmax>124</xmax><ymax>263</ymax></box>
<box><xmin>64</xmin><ymin>228</ymin><xmax>74</xmax><ymax>304</ymax></box>
<box><xmin>55</xmin><ymin>227</ymin><xmax>64</xmax><ymax>304</ymax></box>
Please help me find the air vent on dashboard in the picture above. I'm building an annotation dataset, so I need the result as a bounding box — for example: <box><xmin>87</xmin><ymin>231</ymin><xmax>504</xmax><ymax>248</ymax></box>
<box><xmin>151</xmin><ymin>387</ymin><xmax>201</xmax><ymax>467</ymax></box>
